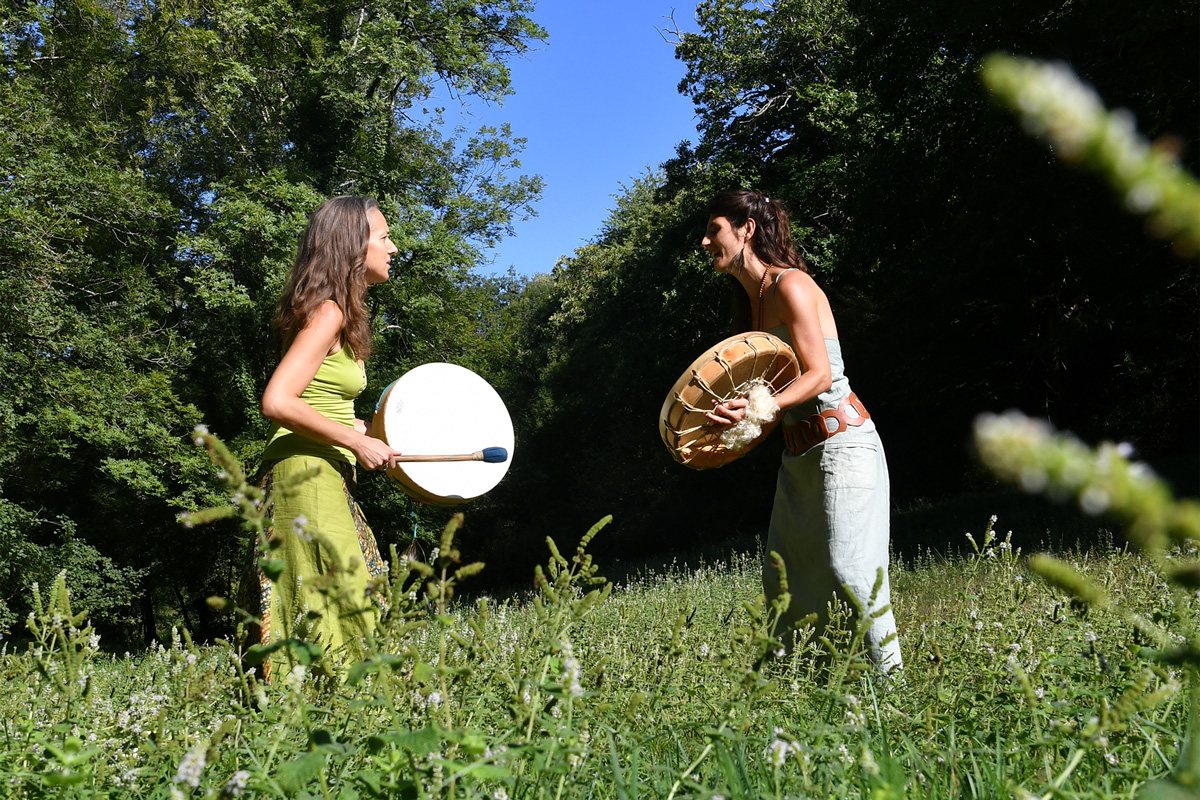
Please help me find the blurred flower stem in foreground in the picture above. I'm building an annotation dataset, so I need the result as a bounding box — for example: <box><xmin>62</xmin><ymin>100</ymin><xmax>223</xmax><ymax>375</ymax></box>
<box><xmin>975</xmin><ymin>410</ymin><xmax>1200</xmax><ymax>798</ymax></box>
<box><xmin>982</xmin><ymin>53</ymin><xmax>1200</xmax><ymax>256</ymax></box>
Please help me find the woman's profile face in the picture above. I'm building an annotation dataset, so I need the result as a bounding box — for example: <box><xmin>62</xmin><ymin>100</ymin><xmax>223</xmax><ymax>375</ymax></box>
<box><xmin>363</xmin><ymin>208</ymin><xmax>398</xmax><ymax>284</ymax></box>
<box><xmin>702</xmin><ymin>215</ymin><xmax>747</xmax><ymax>273</ymax></box>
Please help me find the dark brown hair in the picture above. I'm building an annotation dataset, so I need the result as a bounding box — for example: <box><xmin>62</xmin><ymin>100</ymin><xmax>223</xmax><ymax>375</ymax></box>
<box><xmin>706</xmin><ymin>189</ymin><xmax>807</xmax><ymax>273</ymax></box>
<box><xmin>275</xmin><ymin>196</ymin><xmax>377</xmax><ymax>360</ymax></box>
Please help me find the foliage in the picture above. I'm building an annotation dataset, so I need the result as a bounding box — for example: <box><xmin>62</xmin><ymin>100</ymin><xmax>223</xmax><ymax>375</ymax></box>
<box><xmin>2</xmin><ymin>0</ymin><xmax>1196</xmax><ymax>671</ymax></box>
<box><xmin>969</xmin><ymin>49</ymin><xmax>1200</xmax><ymax>798</ymax></box>
<box><xmin>0</xmin><ymin>0</ymin><xmax>544</xmax><ymax>640</ymax></box>
<box><xmin>493</xmin><ymin>0</ymin><xmax>1197</xmax><ymax>578</ymax></box>
<box><xmin>981</xmin><ymin>54</ymin><xmax>1200</xmax><ymax>256</ymax></box>
<box><xmin>974</xmin><ymin>411</ymin><xmax>1200</xmax><ymax>798</ymax></box>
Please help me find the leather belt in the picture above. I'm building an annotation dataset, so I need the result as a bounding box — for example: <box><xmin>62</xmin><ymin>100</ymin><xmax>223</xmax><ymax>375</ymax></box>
<box><xmin>782</xmin><ymin>392</ymin><xmax>870</xmax><ymax>456</ymax></box>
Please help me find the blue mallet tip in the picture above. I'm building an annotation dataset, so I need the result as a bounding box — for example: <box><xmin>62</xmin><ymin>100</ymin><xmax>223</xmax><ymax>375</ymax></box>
<box><xmin>481</xmin><ymin>447</ymin><xmax>509</xmax><ymax>463</ymax></box>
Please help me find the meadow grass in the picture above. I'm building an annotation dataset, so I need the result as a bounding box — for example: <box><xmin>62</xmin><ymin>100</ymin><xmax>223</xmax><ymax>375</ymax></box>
<box><xmin>0</xmin><ymin>510</ymin><xmax>1187</xmax><ymax>799</ymax></box>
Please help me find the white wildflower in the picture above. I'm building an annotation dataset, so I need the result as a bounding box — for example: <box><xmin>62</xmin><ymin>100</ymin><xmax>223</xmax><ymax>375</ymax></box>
<box><xmin>559</xmin><ymin>641</ymin><xmax>584</xmax><ymax>699</ymax></box>
<box><xmin>1080</xmin><ymin>486</ymin><xmax>1110</xmax><ymax>515</ymax></box>
<box><xmin>766</xmin><ymin>728</ymin><xmax>795</xmax><ymax>767</ymax></box>
<box><xmin>285</xmin><ymin>664</ymin><xmax>307</xmax><ymax>689</ymax></box>
<box><xmin>1125</xmin><ymin>179</ymin><xmax>1161</xmax><ymax>212</ymax></box>
<box><xmin>845</xmin><ymin>706</ymin><xmax>866</xmax><ymax>728</ymax></box>
<box><xmin>173</xmin><ymin>741</ymin><xmax>207</xmax><ymax>788</ymax></box>
<box><xmin>224</xmin><ymin>770</ymin><xmax>250</xmax><ymax>797</ymax></box>
<box><xmin>1129</xmin><ymin>461</ymin><xmax>1155</xmax><ymax>481</ymax></box>
<box><xmin>292</xmin><ymin>515</ymin><xmax>312</xmax><ymax>542</ymax></box>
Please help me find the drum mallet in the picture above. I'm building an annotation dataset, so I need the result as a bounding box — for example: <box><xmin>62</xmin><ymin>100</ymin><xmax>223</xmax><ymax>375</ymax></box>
<box><xmin>394</xmin><ymin>447</ymin><xmax>508</xmax><ymax>463</ymax></box>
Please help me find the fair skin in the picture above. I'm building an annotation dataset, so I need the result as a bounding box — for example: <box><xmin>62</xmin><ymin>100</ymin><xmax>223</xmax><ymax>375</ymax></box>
<box><xmin>261</xmin><ymin>207</ymin><xmax>403</xmax><ymax>471</ymax></box>
<box><xmin>700</xmin><ymin>214</ymin><xmax>837</xmax><ymax>427</ymax></box>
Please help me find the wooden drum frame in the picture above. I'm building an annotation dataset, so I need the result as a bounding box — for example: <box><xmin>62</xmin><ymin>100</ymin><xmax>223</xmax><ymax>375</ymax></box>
<box><xmin>659</xmin><ymin>332</ymin><xmax>800</xmax><ymax>469</ymax></box>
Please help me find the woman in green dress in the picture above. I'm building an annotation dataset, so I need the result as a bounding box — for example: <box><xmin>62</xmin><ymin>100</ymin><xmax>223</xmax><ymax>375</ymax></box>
<box><xmin>252</xmin><ymin>195</ymin><xmax>402</xmax><ymax>681</ymax></box>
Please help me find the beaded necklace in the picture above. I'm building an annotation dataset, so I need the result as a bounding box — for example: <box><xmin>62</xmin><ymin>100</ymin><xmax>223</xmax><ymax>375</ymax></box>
<box><xmin>756</xmin><ymin>265</ymin><xmax>772</xmax><ymax>330</ymax></box>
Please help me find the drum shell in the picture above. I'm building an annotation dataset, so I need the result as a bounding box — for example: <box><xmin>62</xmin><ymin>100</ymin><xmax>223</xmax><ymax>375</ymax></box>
<box><xmin>659</xmin><ymin>332</ymin><xmax>799</xmax><ymax>469</ymax></box>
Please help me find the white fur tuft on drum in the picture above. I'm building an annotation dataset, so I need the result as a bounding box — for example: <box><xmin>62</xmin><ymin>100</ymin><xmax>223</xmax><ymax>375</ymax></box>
<box><xmin>659</xmin><ymin>332</ymin><xmax>800</xmax><ymax>469</ymax></box>
<box><xmin>372</xmin><ymin>363</ymin><xmax>515</xmax><ymax>505</ymax></box>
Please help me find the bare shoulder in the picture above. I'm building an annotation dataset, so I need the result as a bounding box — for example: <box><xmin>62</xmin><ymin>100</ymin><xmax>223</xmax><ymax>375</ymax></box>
<box><xmin>291</xmin><ymin>301</ymin><xmax>345</xmax><ymax>357</ymax></box>
<box><xmin>310</xmin><ymin>299</ymin><xmax>345</xmax><ymax>329</ymax></box>
<box><xmin>775</xmin><ymin>268</ymin><xmax>826</xmax><ymax>306</ymax></box>
<box><xmin>776</xmin><ymin>268</ymin><xmax>838</xmax><ymax>338</ymax></box>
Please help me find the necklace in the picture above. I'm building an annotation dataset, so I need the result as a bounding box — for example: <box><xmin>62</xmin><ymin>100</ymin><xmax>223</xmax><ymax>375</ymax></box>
<box><xmin>756</xmin><ymin>266</ymin><xmax>772</xmax><ymax>329</ymax></box>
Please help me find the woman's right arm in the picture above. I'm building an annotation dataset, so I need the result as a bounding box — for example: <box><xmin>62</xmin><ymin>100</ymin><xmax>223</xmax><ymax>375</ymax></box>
<box><xmin>261</xmin><ymin>302</ymin><xmax>402</xmax><ymax>471</ymax></box>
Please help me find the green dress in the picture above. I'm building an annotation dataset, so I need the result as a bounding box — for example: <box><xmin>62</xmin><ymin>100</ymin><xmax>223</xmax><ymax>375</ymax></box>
<box><xmin>251</xmin><ymin>342</ymin><xmax>387</xmax><ymax>681</ymax></box>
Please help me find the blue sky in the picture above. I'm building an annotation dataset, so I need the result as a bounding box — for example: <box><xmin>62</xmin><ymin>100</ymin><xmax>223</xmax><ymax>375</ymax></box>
<box><xmin>446</xmin><ymin>1</ymin><xmax>701</xmax><ymax>277</ymax></box>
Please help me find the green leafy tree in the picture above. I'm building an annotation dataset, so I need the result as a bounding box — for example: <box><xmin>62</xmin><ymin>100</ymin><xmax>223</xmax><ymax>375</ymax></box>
<box><xmin>0</xmin><ymin>0</ymin><xmax>544</xmax><ymax>641</ymax></box>
<box><xmin>487</xmin><ymin>0</ymin><xmax>1196</xmax><ymax>576</ymax></box>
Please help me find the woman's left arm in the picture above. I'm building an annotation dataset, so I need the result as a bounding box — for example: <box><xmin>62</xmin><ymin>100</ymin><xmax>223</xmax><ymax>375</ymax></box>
<box><xmin>706</xmin><ymin>272</ymin><xmax>832</xmax><ymax>426</ymax></box>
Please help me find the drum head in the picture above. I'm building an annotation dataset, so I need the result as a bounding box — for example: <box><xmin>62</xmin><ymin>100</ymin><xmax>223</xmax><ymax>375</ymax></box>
<box><xmin>659</xmin><ymin>332</ymin><xmax>799</xmax><ymax>469</ymax></box>
<box><xmin>373</xmin><ymin>363</ymin><xmax>515</xmax><ymax>505</ymax></box>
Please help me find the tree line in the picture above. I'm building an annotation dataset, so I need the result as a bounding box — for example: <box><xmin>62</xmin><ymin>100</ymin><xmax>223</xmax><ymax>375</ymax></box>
<box><xmin>0</xmin><ymin>0</ymin><xmax>1195</xmax><ymax>645</ymax></box>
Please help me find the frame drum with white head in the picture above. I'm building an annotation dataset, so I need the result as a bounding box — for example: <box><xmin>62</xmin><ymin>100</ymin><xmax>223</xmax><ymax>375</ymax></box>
<box><xmin>373</xmin><ymin>363</ymin><xmax>515</xmax><ymax>505</ymax></box>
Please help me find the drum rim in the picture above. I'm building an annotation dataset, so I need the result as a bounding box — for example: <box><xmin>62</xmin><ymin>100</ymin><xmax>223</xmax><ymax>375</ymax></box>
<box><xmin>659</xmin><ymin>331</ymin><xmax>799</xmax><ymax>469</ymax></box>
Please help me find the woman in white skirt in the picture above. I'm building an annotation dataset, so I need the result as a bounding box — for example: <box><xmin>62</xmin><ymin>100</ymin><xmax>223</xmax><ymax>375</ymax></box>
<box><xmin>701</xmin><ymin>189</ymin><xmax>902</xmax><ymax>672</ymax></box>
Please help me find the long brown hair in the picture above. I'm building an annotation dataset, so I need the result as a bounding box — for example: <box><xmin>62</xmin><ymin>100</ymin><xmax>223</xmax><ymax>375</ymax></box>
<box><xmin>708</xmin><ymin>189</ymin><xmax>807</xmax><ymax>332</ymax></box>
<box><xmin>275</xmin><ymin>196</ymin><xmax>377</xmax><ymax>360</ymax></box>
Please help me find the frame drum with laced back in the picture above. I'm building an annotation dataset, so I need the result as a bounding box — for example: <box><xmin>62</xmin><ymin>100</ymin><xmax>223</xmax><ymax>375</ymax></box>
<box><xmin>372</xmin><ymin>363</ymin><xmax>515</xmax><ymax>505</ymax></box>
<box><xmin>659</xmin><ymin>332</ymin><xmax>800</xmax><ymax>469</ymax></box>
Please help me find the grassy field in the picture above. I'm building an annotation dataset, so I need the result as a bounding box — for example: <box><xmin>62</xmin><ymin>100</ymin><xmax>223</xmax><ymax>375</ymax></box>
<box><xmin>0</xmin><ymin>509</ymin><xmax>1189</xmax><ymax>799</ymax></box>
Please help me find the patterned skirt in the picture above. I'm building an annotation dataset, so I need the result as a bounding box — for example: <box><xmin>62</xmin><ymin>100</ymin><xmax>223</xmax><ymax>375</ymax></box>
<box><xmin>245</xmin><ymin>456</ymin><xmax>388</xmax><ymax>681</ymax></box>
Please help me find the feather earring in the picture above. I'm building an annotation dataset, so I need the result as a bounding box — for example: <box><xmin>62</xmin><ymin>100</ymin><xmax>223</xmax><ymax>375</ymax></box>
<box><xmin>731</xmin><ymin>247</ymin><xmax>745</xmax><ymax>273</ymax></box>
